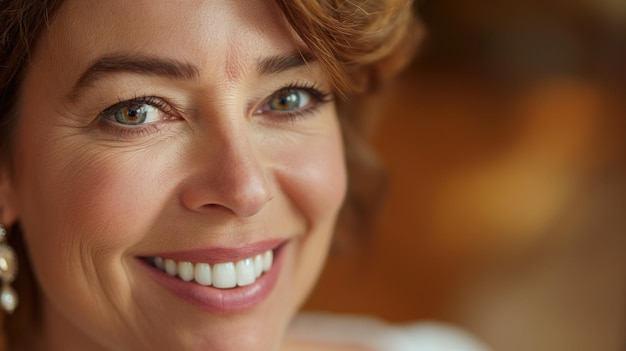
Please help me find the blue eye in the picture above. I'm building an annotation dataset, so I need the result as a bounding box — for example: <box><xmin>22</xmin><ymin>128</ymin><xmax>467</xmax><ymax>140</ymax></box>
<box><xmin>114</xmin><ymin>104</ymin><xmax>161</xmax><ymax>125</ymax></box>
<box><xmin>96</xmin><ymin>97</ymin><xmax>178</xmax><ymax>138</ymax></box>
<box><xmin>268</xmin><ymin>89</ymin><xmax>311</xmax><ymax>111</ymax></box>
<box><xmin>99</xmin><ymin>96</ymin><xmax>174</xmax><ymax>128</ymax></box>
<box><xmin>256</xmin><ymin>85</ymin><xmax>333</xmax><ymax>120</ymax></box>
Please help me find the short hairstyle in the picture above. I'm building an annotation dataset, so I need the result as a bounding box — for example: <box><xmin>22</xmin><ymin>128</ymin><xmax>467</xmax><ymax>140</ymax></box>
<box><xmin>0</xmin><ymin>1</ymin><xmax>418</xmax><ymax>347</ymax></box>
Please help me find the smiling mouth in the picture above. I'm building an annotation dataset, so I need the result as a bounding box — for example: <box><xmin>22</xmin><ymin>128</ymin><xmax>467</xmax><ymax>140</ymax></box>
<box><xmin>145</xmin><ymin>249</ymin><xmax>274</xmax><ymax>289</ymax></box>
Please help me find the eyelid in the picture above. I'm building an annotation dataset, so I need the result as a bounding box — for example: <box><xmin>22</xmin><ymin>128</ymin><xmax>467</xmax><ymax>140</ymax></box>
<box><xmin>254</xmin><ymin>83</ymin><xmax>333</xmax><ymax>116</ymax></box>
<box><xmin>95</xmin><ymin>96</ymin><xmax>181</xmax><ymax>138</ymax></box>
<box><xmin>99</xmin><ymin>96</ymin><xmax>176</xmax><ymax>120</ymax></box>
<box><xmin>279</xmin><ymin>82</ymin><xmax>333</xmax><ymax>104</ymax></box>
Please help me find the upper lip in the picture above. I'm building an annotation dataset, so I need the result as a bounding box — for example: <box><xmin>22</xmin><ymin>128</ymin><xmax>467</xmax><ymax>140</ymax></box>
<box><xmin>139</xmin><ymin>238</ymin><xmax>287</xmax><ymax>264</ymax></box>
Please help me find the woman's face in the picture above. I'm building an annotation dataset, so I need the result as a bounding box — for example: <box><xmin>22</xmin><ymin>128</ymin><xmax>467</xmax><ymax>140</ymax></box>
<box><xmin>2</xmin><ymin>0</ymin><xmax>346</xmax><ymax>350</ymax></box>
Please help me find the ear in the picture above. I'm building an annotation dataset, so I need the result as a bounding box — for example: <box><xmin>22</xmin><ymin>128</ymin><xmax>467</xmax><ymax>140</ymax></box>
<box><xmin>0</xmin><ymin>166</ymin><xmax>19</xmax><ymax>226</ymax></box>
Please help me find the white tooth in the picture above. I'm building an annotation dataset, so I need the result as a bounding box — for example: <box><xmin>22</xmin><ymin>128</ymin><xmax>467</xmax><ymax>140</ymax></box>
<box><xmin>194</xmin><ymin>263</ymin><xmax>212</xmax><ymax>286</ymax></box>
<box><xmin>254</xmin><ymin>254</ymin><xmax>264</xmax><ymax>278</ymax></box>
<box><xmin>212</xmin><ymin>262</ymin><xmax>237</xmax><ymax>289</ymax></box>
<box><xmin>164</xmin><ymin>259</ymin><xmax>177</xmax><ymax>276</ymax></box>
<box><xmin>263</xmin><ymin>250</ymin><xmax>273</xmax><ymax>272</ymax></box>
<box><xmin>178</xmin><ymin>261</ymin><xmax>194</xmax><ymax>282</ymax></box>
<box><xmin>236</xmin><ymin>258</ymin><xmax>256</xmax><ymax>286</ymax></box>
<box><xmin>154</xmin><ymin>257</ymin><xmax>164</xmax><ymax>270</ymax></box>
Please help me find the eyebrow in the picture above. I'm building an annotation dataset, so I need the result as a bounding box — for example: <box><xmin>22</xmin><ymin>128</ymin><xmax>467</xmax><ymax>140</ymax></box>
<box><xmin>66</xmin><ymin>52</ymin><xmax>315</xmax><ymax>101</ymax></box>
<box><xmin>67</xmin><ymin>54</ymin><xmax>200</xmax><ymax>101</ymax></box>
<box><xmin>256</xmin><ymin>51</ymin><xmax>315</xmax><ymax>75</ymax></box>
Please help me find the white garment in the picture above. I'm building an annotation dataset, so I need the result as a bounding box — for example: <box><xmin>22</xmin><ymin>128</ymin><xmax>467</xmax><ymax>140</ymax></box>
<box><xmin>288</xmin><ymin>312</ymin><xmax>492</xmax><ymax>351</ymax></box>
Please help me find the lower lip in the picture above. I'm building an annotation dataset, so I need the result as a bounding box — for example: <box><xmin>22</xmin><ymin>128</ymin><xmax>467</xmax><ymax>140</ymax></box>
<box><xmin>139</xmin><ymin>243</ymin><xmax>287</xmax><ymax>314</ymax></box>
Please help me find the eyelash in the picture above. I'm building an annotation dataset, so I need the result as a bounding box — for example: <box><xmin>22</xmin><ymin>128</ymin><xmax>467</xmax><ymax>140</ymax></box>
<box><xmin>96</xmin><ymin>96</ymin><xmax>176</xmax><ymax>138</ymax></box>
<box><xmin>258</xmin><ymin>83</ymin><xmax>333</xmax><ymax>122</ymax></box>
<box><xmin>96</xmin><ymin>83</ymin><xmax>333</xmax><ymax>138</ymax></box>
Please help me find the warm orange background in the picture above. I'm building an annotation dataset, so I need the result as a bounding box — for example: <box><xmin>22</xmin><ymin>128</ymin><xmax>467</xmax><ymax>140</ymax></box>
<box><xmin>304</xmin><ymin>2</ymin><xmax>626</xmax><ymax>351</ymax></box>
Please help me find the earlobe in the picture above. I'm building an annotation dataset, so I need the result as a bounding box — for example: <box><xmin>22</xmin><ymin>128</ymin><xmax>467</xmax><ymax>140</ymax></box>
<box><xmin>0</xmin><ymin>168</ymin><xmax>19</xmax><ymax>226</ymax></box>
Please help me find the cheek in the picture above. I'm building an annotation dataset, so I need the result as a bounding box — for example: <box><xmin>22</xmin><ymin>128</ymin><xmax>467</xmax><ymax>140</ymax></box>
<box><xmin>12</xmin><ymin>76</ymin><xmax>172</xmax><ymax>262</ymax></box>
<box><xmin>12</xmin><ymin>120</ymin><xmax>178</xmax><ymax>289</ymax></box>
<box><xmin>26</xmin><ymin>157</ymin><xmax>179</xmax><ymax>261</ymax></box>
<box><xmin>273</xmin><ymin>130</ymin><xmax>347</xmax><ymax>229</ymax></box>
<box><xmin>267</xmin><ymin>120</ymin><xmax>347</xmax><ymax>306</ymax></box>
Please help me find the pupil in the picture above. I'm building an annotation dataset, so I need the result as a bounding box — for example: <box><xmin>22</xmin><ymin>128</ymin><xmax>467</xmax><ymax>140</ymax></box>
<box><xmin>115</xmin><ymin>104</ymin><xmax>147</xmax><ymax>125</ymax></box>
<box><xmin>276</xmin><ymin>91</ymin><xmax>297</xmax><ymax>109</ymax></box>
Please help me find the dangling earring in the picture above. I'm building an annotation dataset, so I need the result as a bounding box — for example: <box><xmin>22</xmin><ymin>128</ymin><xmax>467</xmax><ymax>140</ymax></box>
<box><xmin>0</xmin><ymin>224</ymin><xmax>18</xmax><ymax>314</ymax></box>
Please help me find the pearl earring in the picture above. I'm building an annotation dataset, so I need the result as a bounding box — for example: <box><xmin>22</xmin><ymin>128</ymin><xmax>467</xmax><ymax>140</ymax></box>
<box><xmin>0</xmin><ymin>225</ymin><xmax>18</xmax><ymax>314</ymax></box>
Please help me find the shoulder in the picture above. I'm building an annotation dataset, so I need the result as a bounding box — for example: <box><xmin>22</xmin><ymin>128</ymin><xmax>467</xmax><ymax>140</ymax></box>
<box><xmin>287</xmin><ymin>312</ymin><xmax>493</xmax><ymax>351</ymax></box>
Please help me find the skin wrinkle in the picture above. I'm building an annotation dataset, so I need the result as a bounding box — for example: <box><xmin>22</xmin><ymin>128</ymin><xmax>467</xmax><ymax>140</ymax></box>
<box><xmin>0</xmin><ymin>0</ymin><xmax>416</xmax><ymax>347</ymax></box>
<box><xmin>5</xmin><ymin>1</ymin><xmax>347</xmax><ymax>350</ymax></box>
<box><xmin>225</xmin><ymin>41</ymin><xmax>249</xmax><ymax>83</ymax></box>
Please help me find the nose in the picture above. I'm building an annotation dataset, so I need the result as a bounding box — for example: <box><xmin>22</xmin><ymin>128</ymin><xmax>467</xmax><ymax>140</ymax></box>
<box><xmin>180</xmin><ymin>123</ymin><xmax>272</xmax><ymax>218</ymax></box>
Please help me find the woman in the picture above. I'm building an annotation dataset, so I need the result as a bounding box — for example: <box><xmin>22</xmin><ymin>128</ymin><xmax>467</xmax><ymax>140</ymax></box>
<box><xmin>0</xmin><ymin>1</ymin><xmax>489</xmax><ymax>350</ymax></box>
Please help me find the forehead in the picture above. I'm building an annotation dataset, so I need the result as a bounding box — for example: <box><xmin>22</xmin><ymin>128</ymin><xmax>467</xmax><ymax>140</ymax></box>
<box><xmin>38</xmin><ymin>0</ymin><xmax>303</xmax><ymax>83</ymax></box>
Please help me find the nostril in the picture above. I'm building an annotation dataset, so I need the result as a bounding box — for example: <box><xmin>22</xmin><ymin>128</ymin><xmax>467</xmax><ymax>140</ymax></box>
<box><xmin>185</xmin><ymin>180</ymin><xmax>272</xmax><ymax>218</ymax></box>
<box><xmin>199</xmin><ymin>203</ymin><xmax>222</xmax><ymax>211</ymax></box>
<box><xmin>179</xmin><ymin>135</ymin><xmax>272</xmax><ymax>217</ymax></box>
<box><xmin>228</xmin><ymin>184</ymin><xmax>272</xmax><ymax>218</ymax></box>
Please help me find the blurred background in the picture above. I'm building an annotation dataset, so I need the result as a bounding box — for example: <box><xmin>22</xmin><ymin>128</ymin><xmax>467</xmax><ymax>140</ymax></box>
<box><xmin>303</xmin><ymin>1</ymin><xmax>626</xmax><ymax>350</ymax></box>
